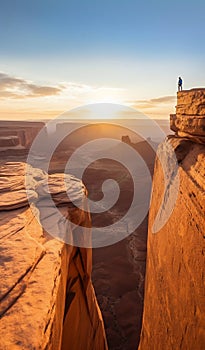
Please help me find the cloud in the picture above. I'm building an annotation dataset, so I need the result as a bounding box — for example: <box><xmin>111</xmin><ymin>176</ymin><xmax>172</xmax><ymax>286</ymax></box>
<box><xmin>0</xmin><ymin>72</ymin><xmax>124</xmax><ymax>102</ymax></box>
<box><xmin>129</xmin><ymin>95</ymin><xmax>176</xmax><ymax>109</ymax></box>
<box><xmin>0</xmin><ymin>72</ymin><xmax>62</xmax><ymax>99</ymax></box>
<box><xmin>126</xmin><ymin>95</ymin><xmax>177</xmax><ymax>118</ymax></box>
<box><xmin>149</xmin><ymin>96</ymin><xmax>176</xmax><ymax>104</ymax></box>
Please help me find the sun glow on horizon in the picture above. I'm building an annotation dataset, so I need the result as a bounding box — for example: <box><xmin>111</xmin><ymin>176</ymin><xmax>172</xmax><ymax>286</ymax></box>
<box><xmin>0</xmin><ymin>71</ymin><xmax>177</xmax><ymax>121</ymax></box>
<box><xmin>57</xmin><ymin>102</ymin><xmax>148</xmax><ymax>122</ymax></box>
<box><xmin>79</xmin><ymin>103</ymin><xmax>128</xmax><ymax>120</ymax></box>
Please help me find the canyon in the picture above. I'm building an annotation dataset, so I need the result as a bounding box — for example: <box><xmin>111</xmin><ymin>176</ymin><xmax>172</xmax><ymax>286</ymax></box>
<box><xmin>0</xmin><ymin>89</ymin><xmax>204</xmax><ymax>350</ymax></box>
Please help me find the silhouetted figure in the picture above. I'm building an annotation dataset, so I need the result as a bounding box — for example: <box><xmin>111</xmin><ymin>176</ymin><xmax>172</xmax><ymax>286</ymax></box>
<box><xmin>178</xmin><ymin>77</ymin><xmax>183</xmax><ymax>91</ymax></box>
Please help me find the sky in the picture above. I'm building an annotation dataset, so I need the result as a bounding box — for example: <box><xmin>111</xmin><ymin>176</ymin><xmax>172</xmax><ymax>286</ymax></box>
<box><xmin>0</xmin><ymin>0</ymin><xmax>205</xmax><ymax>120</ymax></box>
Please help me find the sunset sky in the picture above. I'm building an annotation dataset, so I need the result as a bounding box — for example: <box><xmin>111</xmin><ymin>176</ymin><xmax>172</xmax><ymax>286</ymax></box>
<box><xmin>0</xmin><ymin>0</ymin><xmax>205</xmax><ymax>120</ymax></box>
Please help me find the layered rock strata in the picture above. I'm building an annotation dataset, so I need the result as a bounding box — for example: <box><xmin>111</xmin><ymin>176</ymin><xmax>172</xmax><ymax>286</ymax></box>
<box><xmin>139</xmin><ymin>89</ymin><xmax>205</xmax><ymax>349</ymax></box>
<box><xmin>170</xmin><ymin>88</ymin><xmax>205</xmax><ymax>143</ymax></box>
<box><xmin>0</xmin><ymin>162</ymin><xmax>107</xmax><ymax>350</ymax></box>
<box><xmin>0</xmin><ymin>121</ymin><xmax>45</xmax><ymax>151</ymax></box>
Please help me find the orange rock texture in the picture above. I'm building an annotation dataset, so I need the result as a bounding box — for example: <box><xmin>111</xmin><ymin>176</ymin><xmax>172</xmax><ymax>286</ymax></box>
<box><xmin>171</xmin><ymin>88</ymin><xmax>205</xmax><ymax>143</ymax></box>
<box><xmin>139</xmin><ymin>89</ymin><xmax>205</xmax><ymax>350</ymax></box>
<box><xmin>0</xmin><ymin>162</ymin><xmax>107</xmax><ymax>350</ymax></box>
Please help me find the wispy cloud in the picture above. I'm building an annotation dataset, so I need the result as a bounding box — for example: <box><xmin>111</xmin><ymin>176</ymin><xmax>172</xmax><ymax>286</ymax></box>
<box><xmin>149</xmin><ymin>96</ymin><xmax>176</xmax><ymax>104</ymax></box>
<box><xmin>0</xmin><ymin>72</ymin><xmax>62</xmax><ymax>99</ymax></box>
<box><xmin>127</xmin><ymin>95</ymin><xmax>176</xmax><ymax>118</ymax></box>
<box><xmin>0</xmin><ymin>72</ymin><xmax>124</xmax><ymax>102</ymax></box>
<box><xmin>129</xmin><ymin>95</ymin><xmax>176</xmax><ymax>109</ymax></box>
<box><xmin>0</xmin><ymin>72</ymin><xmax>126</xmax><ymax>119</ymax></box>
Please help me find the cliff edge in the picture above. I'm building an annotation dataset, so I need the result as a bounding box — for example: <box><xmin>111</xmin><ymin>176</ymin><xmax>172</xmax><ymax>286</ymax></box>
<box><xmin>0</xmin><ymin>162</ymin><xmax>107</xmax><ymax>350</ymax></box>
<box><xmin>139</xmin><ymin>89</ymin><xmax>205</xmax><ymax>350</ymax></box>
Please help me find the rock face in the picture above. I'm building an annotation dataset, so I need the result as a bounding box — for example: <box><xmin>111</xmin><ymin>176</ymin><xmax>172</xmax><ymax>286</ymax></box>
<box><xmin>0</xmin><ymin>162</ymin><xmax>107</xmax><ymax>350</ymax></box>
<box><xmin>139</xmin><ymin>89</ymin><xmax>205</xmax><ymax>349</ymax></box>
<box><xmin>176</xmin><ymin>89</ymin><xmax>205</xmax><ymax>116</ymax></box>
<box><xmin>171</xmin><ymin>89</ymin><xmax>205</xmax><ymax>143</ymax></box>
<box><xmin>0</xmin><ymin>121</ymin><xmax>45</xmax><ymax>151</ymax></box>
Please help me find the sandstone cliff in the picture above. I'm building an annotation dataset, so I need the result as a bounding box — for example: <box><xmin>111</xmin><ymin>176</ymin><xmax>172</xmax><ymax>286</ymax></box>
<box><xmin>0</xmin><ymin>162</ymin><xmax>107</xmax><ymax>350</ymax></box>
<box><xmin>139</xmin><ymin>89</ymin><xmax>205</xmax><ymax>349</ymax></box>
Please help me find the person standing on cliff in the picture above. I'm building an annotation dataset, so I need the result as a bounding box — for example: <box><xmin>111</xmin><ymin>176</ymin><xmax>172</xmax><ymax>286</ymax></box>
<box><xmin>178</xmin><ymin>77</ymin><xmax>183</xmax><ymax>91</ymax></box>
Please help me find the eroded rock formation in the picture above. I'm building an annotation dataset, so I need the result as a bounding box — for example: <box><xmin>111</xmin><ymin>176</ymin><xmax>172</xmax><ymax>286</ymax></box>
<box><xmin>170</xmin><ymin>88</ymin><xmax>205</xmax><ymax>143</ymax></box>
<box><xmin>139</xmin><ymin>89</ymin><xmax>205</xmax><ymax>349</ymax></box>
<box><xmin>0</xmin><ymin>162</ymin><xmax>107</xmax><ymax>350</ymax></box>
<box><xmin>0</xmin><ymin>121</ymin><xmax>45</xmax><ymax>152</ymax></box>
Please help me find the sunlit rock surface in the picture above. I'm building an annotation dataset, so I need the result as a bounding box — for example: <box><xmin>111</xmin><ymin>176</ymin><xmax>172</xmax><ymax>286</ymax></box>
<box><xmin>0</xmin><ymin>162</ymin><xmax>107</xmax><ymax>350</ymax></box>
<box><xmin>139</xmin><ymin>89</ymin><xmax>205</xmax><ymax>350</ymax></box>
<box><xmin>171</xmin><ymin>89</ymin><xmax>205</xmax><ymax>143</ymax></box>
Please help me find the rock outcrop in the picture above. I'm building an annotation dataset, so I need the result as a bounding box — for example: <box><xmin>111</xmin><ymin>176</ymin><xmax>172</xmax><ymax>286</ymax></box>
<box><xmin>170</xmin><ymin>88</ymin><xmax>205</xmax><ymax>143</ymax></box>
<box><xmin>139</xmin><ymin>89</ymin><xmax>205</xmax><ymax>349</ymax></box>
<box><xmin>0</xmin><ymin>162</ymin><xmax>107</xmax><ymax>350</ymax></box>
<box><xmin>0</xmin><ymin>121</ymin><xmax>45</xmax><ymax>152</ymax></box>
